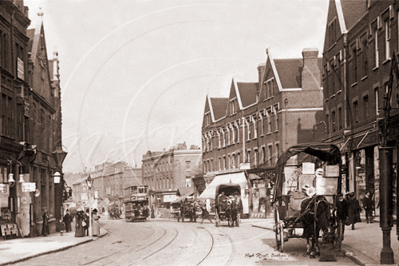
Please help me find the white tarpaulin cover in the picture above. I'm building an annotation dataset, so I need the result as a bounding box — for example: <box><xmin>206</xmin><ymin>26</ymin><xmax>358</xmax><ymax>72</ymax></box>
<box><xmin>198</xmin><ymin>172</ymin><xmax>249</xmax><ymax>213</ymax></box>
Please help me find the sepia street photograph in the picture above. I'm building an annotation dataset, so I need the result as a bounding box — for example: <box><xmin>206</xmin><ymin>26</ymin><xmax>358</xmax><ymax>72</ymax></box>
<box><xmin>0</xmin><ymin>0</ymin><xmax>398</xmax><ymax>265</ymax></box>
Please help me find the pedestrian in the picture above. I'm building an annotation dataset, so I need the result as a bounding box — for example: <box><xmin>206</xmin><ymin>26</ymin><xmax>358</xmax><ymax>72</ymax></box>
<box><xmin>92</xmin><ymin>209</ymin><xmax>100</xmax><ymax>236</ymax></box>
<box><xmin>336</xmin><ymin>193</ymin><xmax>348</xmax><ymax>240</ymax></box>
<box><xmin>151</xmin><ymin>204</ymin><xmax>155</xmax><ymax>218</ymax></box>
<box><xmin>192</xmin><ymin>202</ymin><xmax>197</xmax><ymax>223</ymax></box>
<box><xmin>63</xmin><ymin>209</ymin><xmax>72</xmax><ymax>233</ymax></box>
<box><xmin>200</xmin><ymin>205</ymin><xmax>213</xmax><ymax>224</ymax></box>
<box><xmin>346</xmin><ymin>192</ymin><xmax>362</xmax><ymax>230</ymax></box>
<box><xmin>362</xmin><ymin>191</ymin><xmax>374</xmax><ymax>223</ymax></box>
<box><xmin>75</xmin><ymin>210</ymin><xmax>85</xmax><ymax>237</ymax></box>
<box><xmin>84</xmin><ymin>209</ymin><xmax>90</xmax><ymax>236</ymax></box>
<box><xmin>41</xmin><ymin>209</ymin><xmax>49</xmax><ymax>236</ymax></box>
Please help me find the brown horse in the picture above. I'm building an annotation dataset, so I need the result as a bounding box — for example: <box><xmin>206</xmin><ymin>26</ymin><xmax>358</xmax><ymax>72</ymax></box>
<box><xmin>295</xmin><ymin>195</ymin><xmax>331</xmax><ymax>258</ymax></box>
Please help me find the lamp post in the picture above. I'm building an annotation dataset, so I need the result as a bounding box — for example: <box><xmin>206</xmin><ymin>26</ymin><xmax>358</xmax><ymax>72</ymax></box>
<box><xmin>51</xmin><ymin>144</ymin><xmax>67</xmax><ymax>232</ymax></box>
<box><xmin>86</xmin><ymin>175</ymin><xmax>93</xmax><ymax>237</ymax></box>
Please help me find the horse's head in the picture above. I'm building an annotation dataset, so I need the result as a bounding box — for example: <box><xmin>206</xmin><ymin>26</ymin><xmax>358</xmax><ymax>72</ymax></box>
<box><xmin>300</xmin><ymin>195</ymin><xmax>331</xmax><ymax>230</ymax></box>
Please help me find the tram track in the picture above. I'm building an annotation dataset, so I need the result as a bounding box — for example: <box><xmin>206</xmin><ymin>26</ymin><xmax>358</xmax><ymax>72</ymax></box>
<box><xmin>82</xmin><ymin>223</ymin><xmax>160</xmax><ymax>265</ymax></box>
<box><xmin>196</xmin><ymin>227</ymin><xmax>214</xmax><ymax>266</ymax></box>
<box><xmin>127</xmin><ymin>227</ymin><xmax>179</xmax><ymax>265</ymax></box>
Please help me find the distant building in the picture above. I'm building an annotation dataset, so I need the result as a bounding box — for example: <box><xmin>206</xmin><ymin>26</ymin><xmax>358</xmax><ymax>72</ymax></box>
<box><xmin>141</xmin><ymin>142</ymin><xmax>202</xmax><ymax>208</ymax></box>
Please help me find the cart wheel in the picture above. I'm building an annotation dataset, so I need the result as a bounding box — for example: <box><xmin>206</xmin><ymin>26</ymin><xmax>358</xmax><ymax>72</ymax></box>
<box><xmin>274</xmin><ymin>208</ymin><xmax>284</xmax><ymax>252</ymax></box>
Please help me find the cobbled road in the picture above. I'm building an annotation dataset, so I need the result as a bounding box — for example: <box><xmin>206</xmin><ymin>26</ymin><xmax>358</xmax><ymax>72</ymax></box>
<box><xmin>13</xmin><ymin>218</ymin><xmax>357</xmax><ymax>266</ymax></box>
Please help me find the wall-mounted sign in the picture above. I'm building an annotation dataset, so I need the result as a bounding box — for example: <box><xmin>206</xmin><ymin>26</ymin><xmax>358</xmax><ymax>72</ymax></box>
<box><xmin>22</xmin><ymin>182</ymin><xmax>36</xmax><ymax>192</ymax></box>
<box><xmin>17</xmin><ymin>57</ymin><xmax>24</xmax><ymax>80</ymax></box>
<box><xmin>0</xmin><ymin>184</ymin><xmax>7</xmax><ymax>193</ymax></box>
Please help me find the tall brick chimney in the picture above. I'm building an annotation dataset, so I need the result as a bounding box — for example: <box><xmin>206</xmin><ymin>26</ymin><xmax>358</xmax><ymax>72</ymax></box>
<box><xmin>301</xmin><ymin>48</ymin><xmax>320</xmax><ymax>91</ymax></box>
<box><xmin>257</xmin><ymin>63</ymin><xmax>265</xmax><ymax>92</ymax></box>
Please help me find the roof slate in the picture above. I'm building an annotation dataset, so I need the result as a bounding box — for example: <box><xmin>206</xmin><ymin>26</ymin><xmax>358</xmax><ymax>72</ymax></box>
<box><xmin>340</xmin><ymin>0</ymin><xmax>367</xmax><ymax>31</ymax></box>
<box><xmin>236</xmin><ymin>82</ymin><xmax>257</xmax><ymax>107</ymax></box>
<box><xmin>274</xmin><ymin>58</ymin><xmax>302</xmax><ymax>89</ymax></box>
<box><xmin>210</xmin><ymin>98</ymin><xmax>228</xmax><ymax>120</ymax></box>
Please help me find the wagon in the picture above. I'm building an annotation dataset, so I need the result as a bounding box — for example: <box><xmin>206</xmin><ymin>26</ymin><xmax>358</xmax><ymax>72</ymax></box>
<box><xmin>214</xmin><ymin>183</ymin><xmax>241</xmax><ymax>227</ymax></box>
<box><xmin>272</xmin><ymin>143</ymin><xmax>344</xmax><ymax>252</ymax></box>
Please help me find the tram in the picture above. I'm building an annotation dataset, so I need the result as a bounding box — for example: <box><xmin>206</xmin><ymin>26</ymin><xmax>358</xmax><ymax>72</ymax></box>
<box><xmin>124</xmin><ymin>186</ymin><xmax>149</xmax><ymax>222</ymax></box>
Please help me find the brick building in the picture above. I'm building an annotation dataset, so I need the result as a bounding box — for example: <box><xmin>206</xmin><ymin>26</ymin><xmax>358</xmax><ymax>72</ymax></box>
<box><xmin>0</xmin><ymin>2</ymin><xmax>65</xmax><ymax>237</ymax></box>
<box><xmin>201</xmin><ymin>48</ymin><xmax>323</xmax><ymax>215</ymax></box>
<box><xmin>141</xmin><ymin>142</ymin><xmax>202</xmax><ymax>208</ymax></box>
<box><xmin>321</xmin><ymin>0</ymin><xmax>399</xmax><ymax>213</ymax></box>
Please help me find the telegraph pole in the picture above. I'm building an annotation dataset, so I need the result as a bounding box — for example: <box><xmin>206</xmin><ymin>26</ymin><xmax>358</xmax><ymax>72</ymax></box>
<box><xmin>379</xmin><ymin>52</ymin><xmax>397</xmax><ymax>264</ymax></box>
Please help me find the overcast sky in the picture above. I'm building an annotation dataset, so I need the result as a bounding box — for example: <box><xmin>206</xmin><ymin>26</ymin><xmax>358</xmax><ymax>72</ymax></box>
<box><xmin>23</xmin><ymin>0</ymin><xmax>329</xmax><ymax>173</ymax></box>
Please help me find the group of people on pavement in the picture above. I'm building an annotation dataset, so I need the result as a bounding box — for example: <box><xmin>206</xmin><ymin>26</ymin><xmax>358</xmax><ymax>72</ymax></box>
<box><xmin>336</xmin><ymin>190</ymin><xmax>375</xmax><ymax>238</ymax></box>
<box><xmin>74</xmin><ymin>208</ymin><xmax>101</xmax><ymax>237</ymax></box>
<box><xmin>41</xmin><ymin>208</ymin><xmax>101</xmax><ymax>237</ymax></box>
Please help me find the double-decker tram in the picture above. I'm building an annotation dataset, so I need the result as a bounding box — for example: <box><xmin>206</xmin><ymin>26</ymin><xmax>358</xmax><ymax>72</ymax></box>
<box><xmin>124</xmin><ymin>186</ymin><xmax>149</xmax><ymax>222</ymax></box>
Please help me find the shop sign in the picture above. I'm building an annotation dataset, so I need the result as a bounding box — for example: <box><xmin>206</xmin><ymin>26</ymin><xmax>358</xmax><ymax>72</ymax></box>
<box><xmin>0</xmin><ymin>184</ymin><xmax>7</xmax><ymax>193</ymax></box>
<box><xmin>22</xmin><ymin>182</ymin><xmax>36</xmax><ymax>192</ymax></box>
<box><xmin>17</xmin><ymin>57</ymin><xmax>24</xmax><ymax>80</ymax></box>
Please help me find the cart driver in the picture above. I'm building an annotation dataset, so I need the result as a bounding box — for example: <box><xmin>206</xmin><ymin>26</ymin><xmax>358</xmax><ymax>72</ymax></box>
<box><xmin>302</xmin><ymin>184</ymin><xmax>316</xmax><ymax>198</ymax></box>
<box><xmin>218</xmin><ymin>192</ymin><xmax>228</xmax><ymax>211</ymax></box>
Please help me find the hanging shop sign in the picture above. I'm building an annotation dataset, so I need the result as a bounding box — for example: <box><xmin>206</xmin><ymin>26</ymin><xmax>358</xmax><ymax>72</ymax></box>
<box><xmin>22</xmin><ymin>182</ymin><xmax>36</xmax><ymax>192</ymax></box>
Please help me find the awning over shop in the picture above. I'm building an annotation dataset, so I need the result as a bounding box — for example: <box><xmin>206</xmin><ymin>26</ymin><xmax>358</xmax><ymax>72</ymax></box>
<box><xmin>171</xmin><ymin>190</ymin><xmax>194</xmax><ymax>203</ymax></box>
<box><xmin>198</xmin><ymin>172</ymin><xmax>248</xmax><ymax>199</ymax></box>
<box><xmin>176</xmin><ymin>187</ymin><xmax>193</xmax><ymax>196</ymax></box>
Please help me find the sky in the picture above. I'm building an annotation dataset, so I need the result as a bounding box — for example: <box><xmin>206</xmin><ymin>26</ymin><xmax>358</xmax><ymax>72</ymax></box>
<box><xmin>23</xmin><ymin>0</ymin><xmax>330</xmax><ymax>174</ymax></box>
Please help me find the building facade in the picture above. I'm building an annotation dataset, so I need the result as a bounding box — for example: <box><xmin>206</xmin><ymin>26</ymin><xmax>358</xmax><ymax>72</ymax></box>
<box><xmin>141</xmin><ymin>142</ymin><xmax>202</xmax><ymax>208</ymax></box>
<box><xmin>0</xmin><ymin>1</ymin><xmax>65</xmax><ymax>238</ymax></box>
<box><xmin>321</xmin><ymin>0</ymin><xmax>399</xmax><ymax>214</ymax></box>
<box><xmin>201</xmin><ymin>48</ymin><xmax>324</xmax><ymax>214</ymax></box>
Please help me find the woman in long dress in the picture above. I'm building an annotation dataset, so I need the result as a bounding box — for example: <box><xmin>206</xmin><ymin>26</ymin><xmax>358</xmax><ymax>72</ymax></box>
<box><xmin>92</xmin><ymin>209</ymin><xmax>101</xmax><ymax>236</ymax></box>
<box><xmin>75</xmin><ymin>211</ymin><xmax>85</xmax><ymax>237</ymax></box>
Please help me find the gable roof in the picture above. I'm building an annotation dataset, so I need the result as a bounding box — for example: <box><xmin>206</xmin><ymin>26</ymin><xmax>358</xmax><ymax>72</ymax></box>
<box><xmin>274</xmin><ymin>58</ymin><xmax>303</xmax><ymax>89</ymax></box>
<box><xmin>210</xmin><ymin>97</ymin><xmax>228</xmax><ymax>120</ymax></box>
<box><xmin>236</xmin><ymin>82</ymin><xmax>258</xmax><ymax>108</ymax></box>
<box><xmin>339</xmin><ymin>0</ymin><xmax>367</xmax><ymax>31</ymax></box>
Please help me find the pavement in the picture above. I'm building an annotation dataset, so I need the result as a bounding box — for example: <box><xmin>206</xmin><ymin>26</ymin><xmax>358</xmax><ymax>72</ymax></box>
<box><xmin>0</xmin><ymin>227</ymin><xmax>107</xmax><ymax>266</ymax></box>
<box><xmin>1</xmin><ymin>215</ymin><xmax>399</xmax><ymax>266</ymax></box>
<box><xmin>248</xmin><ymin>215</ymin><xmax>399</xmax><ymax>266</ymax></box>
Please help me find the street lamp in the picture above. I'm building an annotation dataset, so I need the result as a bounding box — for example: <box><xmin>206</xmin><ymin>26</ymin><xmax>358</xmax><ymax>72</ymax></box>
<box><xmin>86</xmin><ymin>174</ymin><xmax>93</xmax><ymax>237</ymax></box>
<box><xmin>53</xmin><ymin>172</ymin><xmax>61</xmax><ymax>184</ymax></box>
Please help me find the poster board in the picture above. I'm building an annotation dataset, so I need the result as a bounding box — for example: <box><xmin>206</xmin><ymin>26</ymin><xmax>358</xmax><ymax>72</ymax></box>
<box><xmin>316</xmin><ymin>177</ymin><xmax>338</xmax><ymax>195</ymax></box>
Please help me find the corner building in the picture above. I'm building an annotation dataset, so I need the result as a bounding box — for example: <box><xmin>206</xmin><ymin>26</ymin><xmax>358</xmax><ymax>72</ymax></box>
<box><xmin>322</xmin><ymin>0</ymin><xmax>399</xmax><ymax>214</ymax></box>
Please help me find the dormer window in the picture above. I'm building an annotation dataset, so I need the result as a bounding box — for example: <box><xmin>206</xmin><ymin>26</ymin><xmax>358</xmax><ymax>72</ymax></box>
<box><xmin>230</xmin><ymin>98</ymin><xmax>236</xmax><ymax>115</ymax></box>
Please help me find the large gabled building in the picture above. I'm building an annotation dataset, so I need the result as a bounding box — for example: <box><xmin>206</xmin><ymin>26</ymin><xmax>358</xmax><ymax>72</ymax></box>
<box><xmin>201</xmin><ymin>48</ymin><xmax>324</xmax><ymax>215</ymax></box>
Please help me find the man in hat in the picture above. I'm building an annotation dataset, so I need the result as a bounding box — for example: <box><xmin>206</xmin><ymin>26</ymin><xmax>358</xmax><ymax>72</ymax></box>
<box><xmin>41</xmin><ymin>209</ymin><xmax>49</xmax><ymax>236</ymax></box>
<box><xmin>63</xmin><ymin>209</ymin><xmax>72</xmax><ymax>233</ymax></box>
<box><xmin>336</xmin><ymin>193</ymin><xmax>348</xmax><ymax>240</ymax></box>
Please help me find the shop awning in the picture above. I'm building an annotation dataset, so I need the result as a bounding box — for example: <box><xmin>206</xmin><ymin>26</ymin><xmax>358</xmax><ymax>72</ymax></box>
<box><xmin>171</xmin><ymin>190</ymin><xmax>193</xmax><ymax>203</ymax></box>
<box><xmin>198</xmin><ymin>172</ymin><xmax>248</xmax><ymax>199</ymax></box>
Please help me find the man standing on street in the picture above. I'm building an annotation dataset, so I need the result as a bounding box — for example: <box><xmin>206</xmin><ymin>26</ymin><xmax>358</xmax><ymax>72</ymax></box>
<box><xmin>63</xmin><ymin>209</ymin><xmax>72</xmax><ymax>233</ymax></box>
<box><xmin>336</xmin><ymin>193</ymin><xmax>349</xmax><ymax>240</ymax></box>
<box><xmin>42</xmin><ymin>209</ymin><xmax>49</xmax><ymax>236</ymax></box>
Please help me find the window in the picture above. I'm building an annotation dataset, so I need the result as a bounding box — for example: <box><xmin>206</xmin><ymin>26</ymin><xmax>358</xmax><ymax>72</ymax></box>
<box><xmin>232</xmin><ymin>155</ymin><xmax>235</xmax><ymax>168</ymax></box>
<box><xmin>247</xmin><ymin>151</ymin><xmax>251</xmax><ymax>164</ymax></box>
<box><xmin>332</xmin><ymin>110</ymin><xmax>336</xmax><ymax>132</ymax></box>
<box><xmin>274</xmin><ymin>104</ymin><xmax>279</xmax><ymax>131</ymax></box>
<box><xmin>362</xmin><ymin>39</ymin><xmax>368</xmax><ymax>77</ymax></box>
<box><xmin>185</xmin><ymin>177</ymin><xmax>191</xmax><ymax>187</ymax></box>
<box><xmin>326</xmin><ymin>114</ymin><xmax>330</xmax><ymax>133</ymax></box>
<box><xmin>353</xmin><ymin>100</ymin><xmax>359</xmax><ymax>123</ymax></box>
<box><xmin>338</xmin><ymin>107</ymin><xmax>343</xmax><ymax>130</ymax></box>
<box><xmin>227</xmin><ymin>155</ymin><xmax>230</xmax><ymax>169</ymax></box>
<box><xmin>328</xmin><ymin>18</ymin><xmax>337</xmax><ymax>47</ymax></box>
<box><xmin>246</xmin><ymin>119</ymin><xmax>251</xmax><ymax>140</ymax></box>
<box><xmin>218</xmin><ymin>157</ymin><xmax>221</xmax><ymax>170</ymax></box>
<box><xmin>230</xmin><ymin>99</ymin><xmax>236</xmax><ymax>115</ymax></box>
<box><xmin>237</xmin><ymin>153</ymin><xmax>240</xmax><ymax>167</ymax></box>
<box><xmin>375</xmin><ymin>29</ymin><xmax>379</xmax><ymax>68</ymax></box>
<box><xmin>254</xmin><ymin>150</ymin><xmax>258</xmax><ymax>167</ymax></box>
<box><xmin>253</xmin><ymin>116</ymin><xmax>257</xmax><ymax>138</ymax></box>
<box><xmin>223</xmin><ymin>156</ymin><xmax>226</xmax><ymax>169</ymax></box>
<box><xmin>275</xmin><ymin>143</ymin><xmax>279</xmax><ymax>163</ymax></box>
<box><xmin>260</xmin><ymin>113</ymin><xmax>264</xmax><ymax>135</ymax></box>
<box><xmin>268</xmin><ymin>145</ymin><xmax>273</xmax><ymax>165</ymax></box>
<box><xmin>363</xmin><ymin>95</ymin><xmax>370</xmax><ymax>119</ymax></box>
<box><xmin>352</xmin><ymin>44</ymin><xmax>358</xmax><ymax>83</ymax></box>
<box><xmin>385</xmin><ymin>19</ymin><xmax>390</xmax><ymax>60</ymax></box>
<box><xmin>375</xmin><ymin>88</ymin><xmax>379</xmax><ymax>116</ymax></box>
<box><xmin>262</xmin><ymin>147</ymin><xmax>266</xmax><ymax>164</ymax></box>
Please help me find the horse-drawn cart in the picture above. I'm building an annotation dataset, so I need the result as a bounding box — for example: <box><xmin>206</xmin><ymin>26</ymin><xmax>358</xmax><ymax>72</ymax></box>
<box><xmin>215</xmin><ymin>184</ymin><xmax>241</xmax><ymax>227</ymax></box>
<box><xmin>272</xmin><ymin>143</ymin><xmax>344</xmax><ymax>256</ymax></box>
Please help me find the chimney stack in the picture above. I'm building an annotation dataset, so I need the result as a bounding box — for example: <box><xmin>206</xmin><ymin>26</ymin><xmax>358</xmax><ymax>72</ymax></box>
<box><xmin>301</xmin><ymin>48</ymin><xmax>320</xmax><ymax>91</ymax></box>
